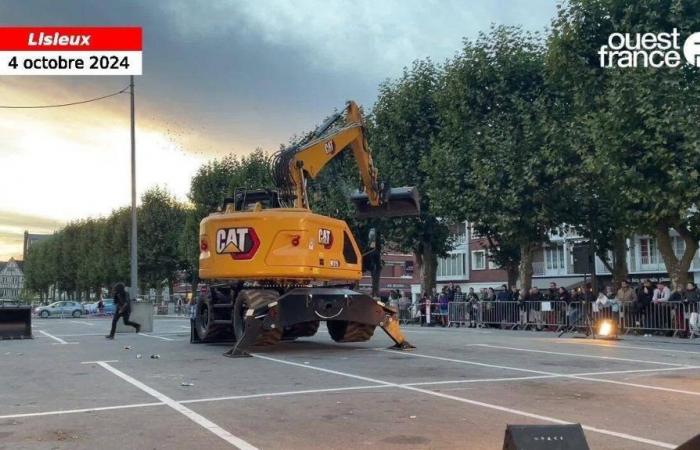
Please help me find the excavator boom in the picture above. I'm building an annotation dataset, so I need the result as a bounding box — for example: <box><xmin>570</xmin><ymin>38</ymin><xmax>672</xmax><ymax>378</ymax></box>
<box><xmin>271</xmin><ymin>101</ymin><xmax>420</xmax><ymax>218</ymax></box>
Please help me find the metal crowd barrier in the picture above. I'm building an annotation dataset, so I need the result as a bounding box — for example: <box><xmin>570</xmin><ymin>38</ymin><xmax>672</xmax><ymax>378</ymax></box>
<box><xmin>441</xmin><ymin>300</ymin><xmax>700</xmax><ymax>336</ymax></box>
<box><xmin>445</xmin><ymin>301</ymin><xmax>570</xmax><ymax>330</ymax></box>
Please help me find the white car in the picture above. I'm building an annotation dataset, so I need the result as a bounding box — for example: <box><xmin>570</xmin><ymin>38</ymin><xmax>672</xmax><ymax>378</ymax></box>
<box><xmin>34</xmin><ymin>301</ymin><xmax>85</xmax><ymax>318</ymax></box>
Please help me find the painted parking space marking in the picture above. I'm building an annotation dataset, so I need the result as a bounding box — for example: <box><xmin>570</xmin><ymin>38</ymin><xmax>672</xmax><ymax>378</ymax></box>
<box><xmin>180</xmin><ymin>384</ymin><xmax>389</xmax><ymax>404</ymax></box>
<box><xmin>138</xmin><ymin>333</ymin><xmax>175</xmax><ymax>341</ymax></box>
<box><xmin>38</xmin><ymin>330</ymin><xmax>72</xmax><ymax>344</ymax></box>
<box><xmin>0</xmin><ymin>401</ymin><xmax>164</xmax><ymax>420</ymax></box>
<box><xmin>378</xmin><ymin>349</ymin><xmax>700</xmax><ymax>396</ymax></box>
<box><xmin>253</xmin><ymin>354</ymin><xmax>676</xmax><ymax>449</ymax></box>
<box><xmin>555</xmin><ymin>339</ymin><xmax>700</xmax><ymax>355</ymax></box>
<box><xmin>96</xmin><ymin>361</ymin><xmax>258</xmax><ymax>450</ymax></box>
<box><xmin>473</xmin><ymin>344</ymin><xmax>687</xmax><ymax>366</ymax></box>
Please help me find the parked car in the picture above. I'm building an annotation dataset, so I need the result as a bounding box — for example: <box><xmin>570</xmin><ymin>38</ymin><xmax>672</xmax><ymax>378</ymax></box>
<box><xmin>84</xmin><ymin>298</ymin><xmax>116</xmax><ymax>315</ymax></box>
<box><xmin>34</xmin><ymin>301</ymin><xmax>85</xmax><ymax>318</ymax></box>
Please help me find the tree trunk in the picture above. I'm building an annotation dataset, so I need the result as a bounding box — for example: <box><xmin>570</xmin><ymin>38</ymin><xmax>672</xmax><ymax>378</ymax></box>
<box><xmin>518</xmin><ymin>243</ymin><xmax>534</xmax><ymax>293</ymax></box>
<box><xmin>417</xmin><ymin>240</ymin><xmax>437</xmax><ymax>297</ymax></box>
<box><xmin>506</xmin><ymin>264</ymin><xmax>519</xmax><ymax>289</ymax></box>
<box><xmin>611</xmin><ymin>232</ymin><xmax>628</xmax><ymax>290</ymax></box>
<box><xmin>656</xmin><ymin>225</ymin><xmax>698</xmax><ymax>289</ymax></box>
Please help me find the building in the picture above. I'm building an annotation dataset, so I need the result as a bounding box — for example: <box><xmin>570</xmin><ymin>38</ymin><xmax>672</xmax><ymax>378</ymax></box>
<box><xmin>23</xmin><ymin>231</ymin><xmax>50</xmax><ymax>260</ymax></box>
<box><xmin>359</xmin><ymin>217</ymin><xmax>700</xmax><ymax>299</ymax></box>
<box><xmin>0</xmin><ymin>258</ymin><xmax>24</xmax><ymax>299</ymax></box>
<box><xmin>359</xmin><ymin>252</ymin><xmax>418</xmax><ymax>298</ymax></box>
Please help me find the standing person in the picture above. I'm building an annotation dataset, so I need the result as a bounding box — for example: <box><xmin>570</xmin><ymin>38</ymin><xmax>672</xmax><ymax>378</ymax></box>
<box><xmin>467</xmin><ymin>288</ymin><xmax>480</xmax><ymax>328</ymax></box>
<box><xmin>97</xmin><ymin>297</ymin><xmax>105</xmax><ymax>315</ymax></box>
<box><xmin>635</xmin><ymin>279</ymin><xmax>654</xmax><ymax>330</ymax></box>
<box><xmin>105</xmin><ymin>282</ymin><xmax>141</xmax><ymax>339</ymax></box>
<box><xmin>652</xmin><ymin>280</ymin><xmax>672</xmax><ymax>331</ymax></box>
<box><xmin>438</xmin><ymin>287</ymin><xmax>449</xmax><ymax>327</ymax></box>
<box><xmin>528</xmin><ymin>287</ymin><xmax>544</xmax><ymax>331</ymax></box>
<box><xmin>684</xmin><ymin>283</ymin><xmax>700</xmax><ymax>336</ymax></box>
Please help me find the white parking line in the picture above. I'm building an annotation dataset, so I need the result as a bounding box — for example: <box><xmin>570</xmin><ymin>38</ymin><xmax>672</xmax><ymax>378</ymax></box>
<box><xmin>138</xmin><ymin>333</ymin><xmax>175</xmax><ymax>341</ymax></box>
<box><xmin>556</xmin><ymin>339</ymin><xmax>700</xmax><ymax>355</ymax></box>
<box><xmin>181</xmin><ymin>384</ymin><xmax>389</xmax><ymax>404</ymax></box>
<box><xmin>96</xmin><ymin>361</ymin><xmax>257</xmax><ymax>450</ymax></box>
<box><xmin>38</xmin><ymin>330</ymin><xmax>70</xmax><ymax>344</ymax></box>
<box><xmin>404</xmin><ymin>365</ymin><xmax>700</xmax><ymax>387</ymax></box>
<box><xmin>70</xmin><ymin>320</ymin><xmax>94</xmax><ymax>326</ymax></box>
<box><xmin>0</xmin><ymin>402</ymin><xmax>164</xmax><ymax>420</ymax></box>
<box><xmin>253</xmin><ymin>354</ymin><xmax>676</xmax><ymax>449</ymax></box>
<box><xmin>474</xmin><ymin>344</ymin><xmax>686</xmax><ymax>366</ymax></box>
<box><xmin>7</xmin><ymin>363</ymin><xmax>698</xmax><ymax>423</ymax></box>
<box><xmin>378</xmin><ymin>350</ymin><xmax>700</xmax><ymax>397</ymax></box>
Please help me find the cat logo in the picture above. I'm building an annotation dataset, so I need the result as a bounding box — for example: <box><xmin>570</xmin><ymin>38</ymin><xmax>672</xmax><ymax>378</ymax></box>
<box><xmin>318</xmin><ymin>228</ymin><xmax>333</xmax><ymax>249</ymax></box>
<box><xmin>216</xmin><ymin>227</ymin><xmax>260</xmax><ymax>260</ymax></box>
<box><xmin>324</xmin><ymin>139</ymin><xmax>335</xmax><ymax>155</ymax></box>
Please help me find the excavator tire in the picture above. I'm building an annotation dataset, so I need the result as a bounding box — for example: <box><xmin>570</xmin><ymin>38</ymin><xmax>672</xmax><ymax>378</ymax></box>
<box><xmin>281</xmin><ymin>321</ymin><xmax>320</xmax><ymax>341</ymax></box>
<box><xmin>195</xmin><ymin>295</ymin><xmax>231</xmax><ymax>341</ymax></box>
<box><xmin>233</xmin><ymin>289</ymin><xmax>282</xmax><ymax>346</ymax></box>
<box><xmin>327</xmin><ymin>320</ymin><xmax>376</xmax><ymax>343</ymax></box>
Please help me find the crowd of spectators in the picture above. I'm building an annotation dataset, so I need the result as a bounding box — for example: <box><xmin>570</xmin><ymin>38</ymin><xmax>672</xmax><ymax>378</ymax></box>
<box><xmin>410</xmin><ymin>279</ymin><xmax>700</xmax><ymax>336</ymax></box>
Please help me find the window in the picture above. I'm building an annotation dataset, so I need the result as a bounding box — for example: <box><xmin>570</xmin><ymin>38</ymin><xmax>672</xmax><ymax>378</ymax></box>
<box><xmin>472</xmin><ymin>250</ymin><xmax>486</xmax><ymax>270</ymax></box>
<box><xmin>640</xmin><ymin>238</ymin><xmax>658</xmax><ymax>265</ymax></box>
<box><xmin>437</xmin><ymin>253</ymin><xmax>466</xmax><ymax>277</ymax></box>
<box><xmin>673</xmin><ymin>236</ymin><xmax>685</xmax><ymax>258</ymax></box>
<box><xmin>545</xmin><ymin>245</ymin><xmax>565</xmax><ymax>270</ymax></box>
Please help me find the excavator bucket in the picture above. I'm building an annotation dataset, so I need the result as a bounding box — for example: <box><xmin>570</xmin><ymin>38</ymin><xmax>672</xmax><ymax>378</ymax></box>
<box><xmin>351</xmin><ymin>186</ymin><xmax>420</xmax><ymax>218</ymax></box>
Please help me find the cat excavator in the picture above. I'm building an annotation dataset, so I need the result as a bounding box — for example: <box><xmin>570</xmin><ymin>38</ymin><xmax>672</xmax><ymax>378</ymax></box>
<box><xmin>192</xmin><ymin>101</ymin><xmax>420</xmax><ymax>356</ymax></box>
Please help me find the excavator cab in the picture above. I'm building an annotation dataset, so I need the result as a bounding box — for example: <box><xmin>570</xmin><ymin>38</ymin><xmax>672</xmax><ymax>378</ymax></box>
<box><xmin>351</xmin><ymin>186</ymin><xmax>421</xmax><ymax>218</ymax></box>
<box><xmin>223</xmin><ymin>189</ymin><xmax>281</xmax><ymax>211</ymax></box>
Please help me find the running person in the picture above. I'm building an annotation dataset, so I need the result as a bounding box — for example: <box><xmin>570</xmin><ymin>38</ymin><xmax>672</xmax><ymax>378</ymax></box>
<box><xmin>105</xmin><ymin>282</ymin><xmax>140</xmax><ymax>339</ymax></box>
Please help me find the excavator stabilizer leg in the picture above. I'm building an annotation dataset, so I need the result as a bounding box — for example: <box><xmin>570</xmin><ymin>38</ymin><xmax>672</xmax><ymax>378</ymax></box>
<box><xmin>223</xmin><ymin>315</ymin><xmax>265</xmax><ymax>358</ymax></box>
<box><xmin>379</xmin><ymin>307</ymin><xmax>415</xmax><ymax>350</ymax></box>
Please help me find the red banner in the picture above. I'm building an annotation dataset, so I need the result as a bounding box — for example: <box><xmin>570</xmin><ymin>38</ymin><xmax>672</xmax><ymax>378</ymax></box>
<box><xmin>0</xmin><ymin>27</ymin><xmax>142</xmax><ymax>51</ymax></box>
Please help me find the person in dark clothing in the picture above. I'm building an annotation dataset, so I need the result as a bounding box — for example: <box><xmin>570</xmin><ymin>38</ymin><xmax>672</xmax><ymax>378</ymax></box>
<box><xmin>106</xmin><ymin>282</ymin><xmax>140</xmax><ymax>339</ymax></box>
<box><xmin>634</xmin><ymin>279</ymin><xmax>654</xmax><ymax>329</ymax></box>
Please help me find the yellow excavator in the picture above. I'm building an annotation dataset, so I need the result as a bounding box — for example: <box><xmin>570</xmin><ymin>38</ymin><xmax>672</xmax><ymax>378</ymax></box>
<box><xmin>192</xmin><ymin>101</ymin><xmax>420</xmax><ymax>357</ymax></box>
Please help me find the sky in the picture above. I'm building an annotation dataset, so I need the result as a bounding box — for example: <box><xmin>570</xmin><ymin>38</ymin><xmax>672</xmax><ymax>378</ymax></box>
<box><xmin>0</xmin><ymin>0</ymin><xmax>557</xmax><ymax>260</ymax></box>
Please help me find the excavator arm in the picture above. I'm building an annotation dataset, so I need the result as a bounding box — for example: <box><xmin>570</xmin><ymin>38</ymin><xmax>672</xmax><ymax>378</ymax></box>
<box><xmin>272</xmin><ymin>101</ymin><xmax>420</xmax><ymax>217</ymax></box>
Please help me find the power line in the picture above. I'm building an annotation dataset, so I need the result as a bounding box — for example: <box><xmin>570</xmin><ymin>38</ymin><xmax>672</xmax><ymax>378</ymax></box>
<box><xmin>0</xmin><ymin>85</ymin><xmax>129</xmax><ymax>109</ymax></box>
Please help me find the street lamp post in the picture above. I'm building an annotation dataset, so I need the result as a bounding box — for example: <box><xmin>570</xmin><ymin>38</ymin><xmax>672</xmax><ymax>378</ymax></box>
<box><xmin>129</xmin><ymin>75</ymin><xmax>138</xmax><ymax>299</ymax></box>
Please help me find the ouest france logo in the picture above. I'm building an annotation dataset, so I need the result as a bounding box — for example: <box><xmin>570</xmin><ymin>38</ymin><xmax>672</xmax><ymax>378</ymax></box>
<box><xmin>599</xmin><ymin>29</ymin><xmax>700</xmax><ymax>68</ymax></box>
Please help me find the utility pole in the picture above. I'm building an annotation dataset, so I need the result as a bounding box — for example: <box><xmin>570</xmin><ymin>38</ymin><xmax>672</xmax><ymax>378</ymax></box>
<box><xmin>129</xmin><ymin>75</ymin><xmax>138</xmax><ymax>299</ymax></box>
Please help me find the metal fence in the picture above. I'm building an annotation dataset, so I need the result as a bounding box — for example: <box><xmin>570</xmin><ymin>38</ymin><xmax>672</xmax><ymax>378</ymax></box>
<box><xmin>439</xmin><ymin>300</ymin><xmax>700</xmax><ymax>337</ymax></box>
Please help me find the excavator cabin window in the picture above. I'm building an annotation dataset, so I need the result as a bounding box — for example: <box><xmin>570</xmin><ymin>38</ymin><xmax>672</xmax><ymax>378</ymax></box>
<box><xmin>343</xmin><ymin>231</ymin><xmax>358</xmax><ymax>264</ymax></box>
<box><xmin>222</xmin><ymin>189</ymin><xmax>281</xmax><ymax>211</ymax></box>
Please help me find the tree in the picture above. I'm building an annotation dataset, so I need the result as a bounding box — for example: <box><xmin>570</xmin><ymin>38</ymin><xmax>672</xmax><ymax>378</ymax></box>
<box><xmin>138</xmin><ymin>187</ymin><xmax>186</xmax><ymax>297</ymax></box>
<box><xmin>370</xmin><ymin>59</ymin><xmax>452</xmax><ymax>296</ymax></box>
<box><xmin>548</xmin><ymin>0</ymin><xmax>700</xmax><ymax>288</ymax></box>
<box><xmin>428</xmin><ymin>25</ymin><xmax>561</xmax><ymax>291</ymax></box>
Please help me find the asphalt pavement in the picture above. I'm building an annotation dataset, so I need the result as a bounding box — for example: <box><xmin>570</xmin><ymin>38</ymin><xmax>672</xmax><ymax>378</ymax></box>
<box><xmin>1</xmin><ymin>316</ymin><xmax>699</xmax><ymax>449</ymax></box>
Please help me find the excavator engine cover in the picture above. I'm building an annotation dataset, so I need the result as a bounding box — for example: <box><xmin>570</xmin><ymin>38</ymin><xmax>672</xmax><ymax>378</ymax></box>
<box><xmin>351</xmin><ymin>186</ymin><xmax>420</xmax><ymax>218</ymax></box>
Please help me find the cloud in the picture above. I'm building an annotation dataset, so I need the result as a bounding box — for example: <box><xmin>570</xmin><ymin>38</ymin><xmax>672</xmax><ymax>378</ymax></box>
<box><xmin>0</xmin><ymin>211</ymin><xmax>62</xmax><ymax>260</ymax></box>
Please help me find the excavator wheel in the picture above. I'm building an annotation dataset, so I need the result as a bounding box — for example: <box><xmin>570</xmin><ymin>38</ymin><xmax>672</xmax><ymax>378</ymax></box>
<box><xmin>233</xmin><ymin>289</ymin><xmax>282</xmax><ymax>346</ymax></box>
<box><xmin>327</xmin><ymin>320</ymin><xmax>376</xmax><ymax>343</ymax></box>
<box><xmin>281</xmin><ymin>321</ymin><xmax>320</xmax><ymax>341</ymax></box>
<box><xmin>195</xmin><ymin>297</ymin><xmax>228</xmax><ymax>341</ymax></box>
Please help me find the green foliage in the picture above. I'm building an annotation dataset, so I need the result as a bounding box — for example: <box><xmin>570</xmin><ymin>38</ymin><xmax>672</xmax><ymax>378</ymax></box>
<box><xmin>23</xmin><ymin>187</ymin><xmax>187</xmax><ymax>298</ymax></box>
<box><xmin>138</xmin><ymin>187</ymin><xmax>186</xmax><ymax>290</ymax></box>
<box><xmin>548</xmin><ymin>0</ymin><xmax>700</xmax><ymax>286</ymax></box>
<box><xmin>427</xmin><ymin>26</ymin><xmax>560</xmax><ymax>288</ymax></box>
<box><xmin>369</xmin><ymin>59</ymin><xmax>452</xmax><ymax>293</ymax></box>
